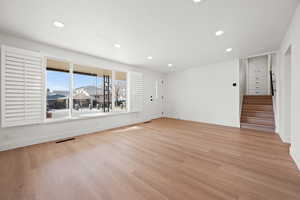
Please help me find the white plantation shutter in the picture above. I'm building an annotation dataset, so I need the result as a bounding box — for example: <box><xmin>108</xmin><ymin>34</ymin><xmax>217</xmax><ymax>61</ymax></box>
<box><xmin>1</xmin><ymin>45</ymin><xmax>45</xmax><ymax>127</ymax></box>
<box><xmin>129</xmin><ymin>72</ymin><xmax>144</xmax><ymax>112</ymax></box>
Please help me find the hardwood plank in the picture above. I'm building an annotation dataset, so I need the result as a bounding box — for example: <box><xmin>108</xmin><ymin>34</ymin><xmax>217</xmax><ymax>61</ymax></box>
<box><xmin>0</xmin><ymin>118</ymin><xmax>299</xmax><ymax>200</ymax></box>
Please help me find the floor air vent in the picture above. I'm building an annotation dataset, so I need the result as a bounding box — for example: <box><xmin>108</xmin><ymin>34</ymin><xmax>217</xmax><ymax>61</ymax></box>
<box><xmin>56</xmin><ymin>138</ymin><xmax>75</xmax><ymax>144</ymax></box>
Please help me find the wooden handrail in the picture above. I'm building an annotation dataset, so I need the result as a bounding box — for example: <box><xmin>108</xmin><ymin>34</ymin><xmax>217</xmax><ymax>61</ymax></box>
<box><xmin>270</xmin><ymin>71</ymin><xmax>274</xmax><ymax>96</ymax></box>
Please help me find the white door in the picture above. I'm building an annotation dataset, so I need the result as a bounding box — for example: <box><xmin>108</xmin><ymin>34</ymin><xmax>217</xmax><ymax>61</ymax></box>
<box><xmin>143</xmin><ymin>78</ymin><xmax>164</xmax><ymax>121</ymax></box>
<box><xmin>247</xmin><ymin>56</ymin><xmax>269</xmax><ymax>95</ymax></box>
<box><xmin>156</xmin><ymin>79</ymin><xmax>165</xmax><ymax>117</ymax></box>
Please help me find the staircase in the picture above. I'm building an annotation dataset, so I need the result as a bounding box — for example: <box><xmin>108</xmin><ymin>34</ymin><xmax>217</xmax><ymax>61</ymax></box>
<box><xmin>241</xmin><ymin>95</ymin><xmax>275</xmax><ymax>132</ymax></box>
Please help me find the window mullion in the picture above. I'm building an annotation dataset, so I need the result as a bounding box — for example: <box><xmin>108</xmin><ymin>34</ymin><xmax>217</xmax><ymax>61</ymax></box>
<box><xmin>126</xmin><ymin>72</ymin><xmax>130</xmax><ymax>112</ymax></box>
<box><xmin>69</xmin><ymin>63</ymin><xmax>74</xmax><ymax>118</ymax></box>
<box><xmin>43</xmin><ymin>57</ymin><xmax>47</xmax><ymax>122</ymax></box>
<box><xmin>112</xmin><ymin>70</ymin><xmax>116</xmax><ymax>112</ymax></box>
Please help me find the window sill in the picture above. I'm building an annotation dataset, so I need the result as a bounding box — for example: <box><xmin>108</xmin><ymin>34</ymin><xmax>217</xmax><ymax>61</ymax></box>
<box><xmin>44</xmin><ymin>111</ymin><xmax>135</xmax><ymax>125</ymax></box>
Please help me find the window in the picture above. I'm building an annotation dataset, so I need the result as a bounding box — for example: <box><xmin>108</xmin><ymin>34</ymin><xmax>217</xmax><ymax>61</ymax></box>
<box><xmin>72</xmin><ymin>65</ymin><xmax>112</xmax><ymax>117</ymax></box>
<box><xmin>1</xmin><ymin>45</ymin><xmax>44</xmax><ymax>127</ymax></box>
<box><xmin>1</xmin><ymin>45</ymin><xmax>144</xmax><ymax>127</ymax></box>
<box><xmin>45</xmin><ymin>59</ymin><xmax>140</xmax><ymax>121</ymax></box>
<box><xmin>114</xmin><ymin>71</ymin><xmax>127</xmax><ymax>112</ymax></box>
<box><xmin>46</xmin><ymin>59</ymin><xmax>70</xmax><ymax>120</ymax></box>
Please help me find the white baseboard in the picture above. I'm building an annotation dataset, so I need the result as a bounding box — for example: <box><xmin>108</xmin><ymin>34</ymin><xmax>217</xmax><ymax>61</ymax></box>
<box><xmin>277</xmin><ymin>130</ymin><xmax>291</xmax><ymax>144</ymax></box>
<box><xmin>290</xmin><ymin>146</ymin><xmax>300</xmax><ymax>171</ymax></box>
<box><xmin>0</xmin><ymin>119</ymin><xmax>149</xmax><ymax>152</ymax></box>
<box><xmin>165</xmin><ymin>116</ymin><xmax>240</xmax><ymax>128</ymax></box>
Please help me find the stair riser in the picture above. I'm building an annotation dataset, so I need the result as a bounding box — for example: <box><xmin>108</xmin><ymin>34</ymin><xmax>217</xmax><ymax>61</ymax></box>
<box><xmin>244</xmin><ymin>95</ymin><xmax>272</xmax><ymax>98</ymax></box>
<box><xmin>241</xmin><ymin>96</ymin><xmax>275</xmax><ymax>132</ymax></box>
<box><xmin>242</xmin><ymin>110</ymin><xmax>273</xmax><ymax>114</ymax></box>
<box><xmin>243</xmin><ymin>105</ymin><xmax>273</xmax><ymax>111</ymax></box>
<box><xmin>241</xmin><ymin>124</ymin><xmax>275</xmax><ymax>133</ymax></box>
<box><xmin>243</xmin><ymin>108</ymin><xmax>273</xmax><ymax>112</ymax></box>
<box><xmin>241</xmin><ymin>118</ymin><xmax>274</xmax><ymax>126</ymax></box>
<box><xmin>244</xmin><ymin>97</ymin><xmax>272</xmax><ymax>100</ymax></box>
<box><xmin>243</xmin><ymin>101</ymin><xmax>272</xmax><ymax>105</ymax></box>
<box><xmin>241</xmin><ymin>112</ymin><xmax>274</xmax><ymax>118</ymax></box>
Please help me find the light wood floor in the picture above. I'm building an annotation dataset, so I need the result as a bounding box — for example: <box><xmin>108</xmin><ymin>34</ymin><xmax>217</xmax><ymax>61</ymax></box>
<box><xmin>1</xmin><ymin>118</ymin><xmax>300</xmax><ymax>200</ymax></box>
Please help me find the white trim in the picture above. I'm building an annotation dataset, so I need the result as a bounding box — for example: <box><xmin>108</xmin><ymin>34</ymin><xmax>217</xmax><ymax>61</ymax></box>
<box><xmin>277</xmin><ymin>131</ymin><xmax>290</xmax><ymax>144</ymax></box>
<box><xmin>0</xmin><ymin>116</ymin><xmax>143</xmax><ymax>151</ymax></box>
<box><xmin>125</xmin><ymin>72</ymin><xmax>129</xmax><ymax>112</ymax></box>
<box><xmin>272</xmin><ymin>96</ymin><xmax>278</xmax><ymax>133</ymax></box>
<box><xmin>42</xmin><ymin>56</ymin><xmax>47</xmax><ymax>122</ymax></box>
<box><xmin>239</xmin><ymin>94</ymin><xmax>244</xmax><ymax>127</ymax></box>
<box><xmin>246</xmin><ymin>58</ymin><xmax>250</xmax><ymax>94</ymax></box>
<box><xmin>0</xmin><ymin>114</ymin><xmax>154</xmax><ymax>152</ymax></box>
<box><xmin>5</xmin><ymin>45</ymin><xmax>41</xmax><ymax>57</ymax></box>
<box><xmin>44</xmin><ymin>54</ymin><xmax>131</xmax><ymax>73</ymax></box>
<box><xmin>242</xmin><ymin>50</ymin><xmax>279</xmax><ymax>59</ymax></box>
<box><xmin>1</xmin><ymin>45</ymin><xmax>6</xmax><ymax>127</ymax></box>
<box><xmin>290</xmin><ymin>146</ymin><xmax>300</xmax><ymax>171</ymax></box>
<box><xmin>44</xmin><ymin>111</ymin><xmax>135</xmax><ymax>125</ymax></box>
<box><xmin>127</xmin><ymin>72</ymin><xmax>131</xmax><ymax>112</ymax></box>
<box><xmin>155</xmin><ymin>80</ymin><xmax>159</xmax><ymax>99</ymax></box>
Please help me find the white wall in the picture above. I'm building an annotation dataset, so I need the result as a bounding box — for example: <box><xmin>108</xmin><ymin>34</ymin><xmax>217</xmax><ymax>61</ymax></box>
<box><xmin>279</xmin><ymin>49</ymin><xmax>292</xmax><ymax>141</ymax></box>
<box><xmin>270</xmin><ymin>53</ymin><xmax>280</xmax><ymax>133</ymax></box>
<box><xmin>0</xmin><ymin>33</ymin><xmax>165</xmax><ymax>151</ymax></box>
<box><xmin>239</xmin><ymin>59</ymin><xmax>247</xmax><ymax>118</ymax></box>
<box><xmin>165</xmin><ymin>60</ymin><xmax>240</xmax><ymax>128</ymax></box>
<box><xmin>279</xmin><ymin>2</ymin><xmax>300</xmax><ymax>170</ymax></box>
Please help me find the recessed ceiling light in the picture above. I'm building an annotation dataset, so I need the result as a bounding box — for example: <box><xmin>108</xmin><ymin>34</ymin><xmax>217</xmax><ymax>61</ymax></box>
<box><xmin>193</xmin><ymin>0</ymin><xmax>204</xmax><ymax>3</ymax></box>
<box><xmin>215</xmin><ymin>30</ymin><xmax>224</xmax><ymax>36</ymax></box>
<box><xmin>53</xmin><ymin>21</ymin><xmax>64</xmax><ymax>28</ymax></box>
<box><xmin>168</xmin><ymin>64</ymin><xmax>173</xmax><ymax>67</ymax></box>
<box><xmin>226</xmin><ymin>48</ymin><xmax>233</xmax><ymax>52</ymax></box>
<box><xmin>114</xmin><ymin>44</ymin><xmax>121</xmax><ymax>48</ymax></box>
<box><xmin>147</xmin><ymin>56</ymin><xmax>153</xmax><ymax>60</ymax></box>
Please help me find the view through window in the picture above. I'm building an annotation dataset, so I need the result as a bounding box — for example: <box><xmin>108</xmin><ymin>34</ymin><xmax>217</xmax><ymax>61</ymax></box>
<box><xmin>72</xmin><ymin>65</ymin><xmax>112</xmax><ymax>117</ymax></box>
<box><xmin>46</xmin><ymin>59</ymin><xmax>70</xmax><ymax>120</ymax></box>
<box><xmin>114</xmin><ymin>71</ymin><xmax>127</xmax><ymax>112</ymax></box>
<box><xmin>46</xmin><ymin>59</ymin><xmax>124</xmax><ymax>120</ymax></box>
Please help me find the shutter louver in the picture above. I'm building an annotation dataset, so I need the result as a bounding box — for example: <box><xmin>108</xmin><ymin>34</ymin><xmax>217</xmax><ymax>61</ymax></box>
<box><xmin>129</xmin><ymin>72</ymin><xmax>144</xmax><ymax>112</ymax></box>
<box><xmin>1</xmin><ymin>45</ymin><xmax>45</xmax><ymax>127</ymax></box>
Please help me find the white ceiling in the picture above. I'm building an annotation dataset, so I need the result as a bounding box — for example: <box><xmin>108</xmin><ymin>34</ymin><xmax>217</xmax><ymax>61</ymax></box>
<box><xmin>0</xmin><ymin>0</ymin><xmax>298</xmax><ymax>73</ymax></box>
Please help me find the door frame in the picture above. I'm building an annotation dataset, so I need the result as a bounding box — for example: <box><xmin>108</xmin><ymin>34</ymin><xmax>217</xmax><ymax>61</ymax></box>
<box><xmin>246</xmin><ymin>54</ymin><xmax>271</xmax><ymax>95</ymax></box>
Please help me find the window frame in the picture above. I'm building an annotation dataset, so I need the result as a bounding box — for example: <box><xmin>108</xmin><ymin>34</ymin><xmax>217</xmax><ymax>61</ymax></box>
<box><xmin>44</xmin><ymin>56</ymin><xmax>129</xmax><ymax>123</ymax></box>
<box><xmin>114</xmin><ymin>71</ymin><xmax>129</xmax><ymax>113</ymax></box>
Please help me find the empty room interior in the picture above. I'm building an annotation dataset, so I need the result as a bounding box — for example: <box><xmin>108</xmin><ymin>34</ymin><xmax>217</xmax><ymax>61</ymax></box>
<box><xmin>1</xmin><ymin>0</ymin><xmax>300</xmax><ymax>199</ymax></box>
